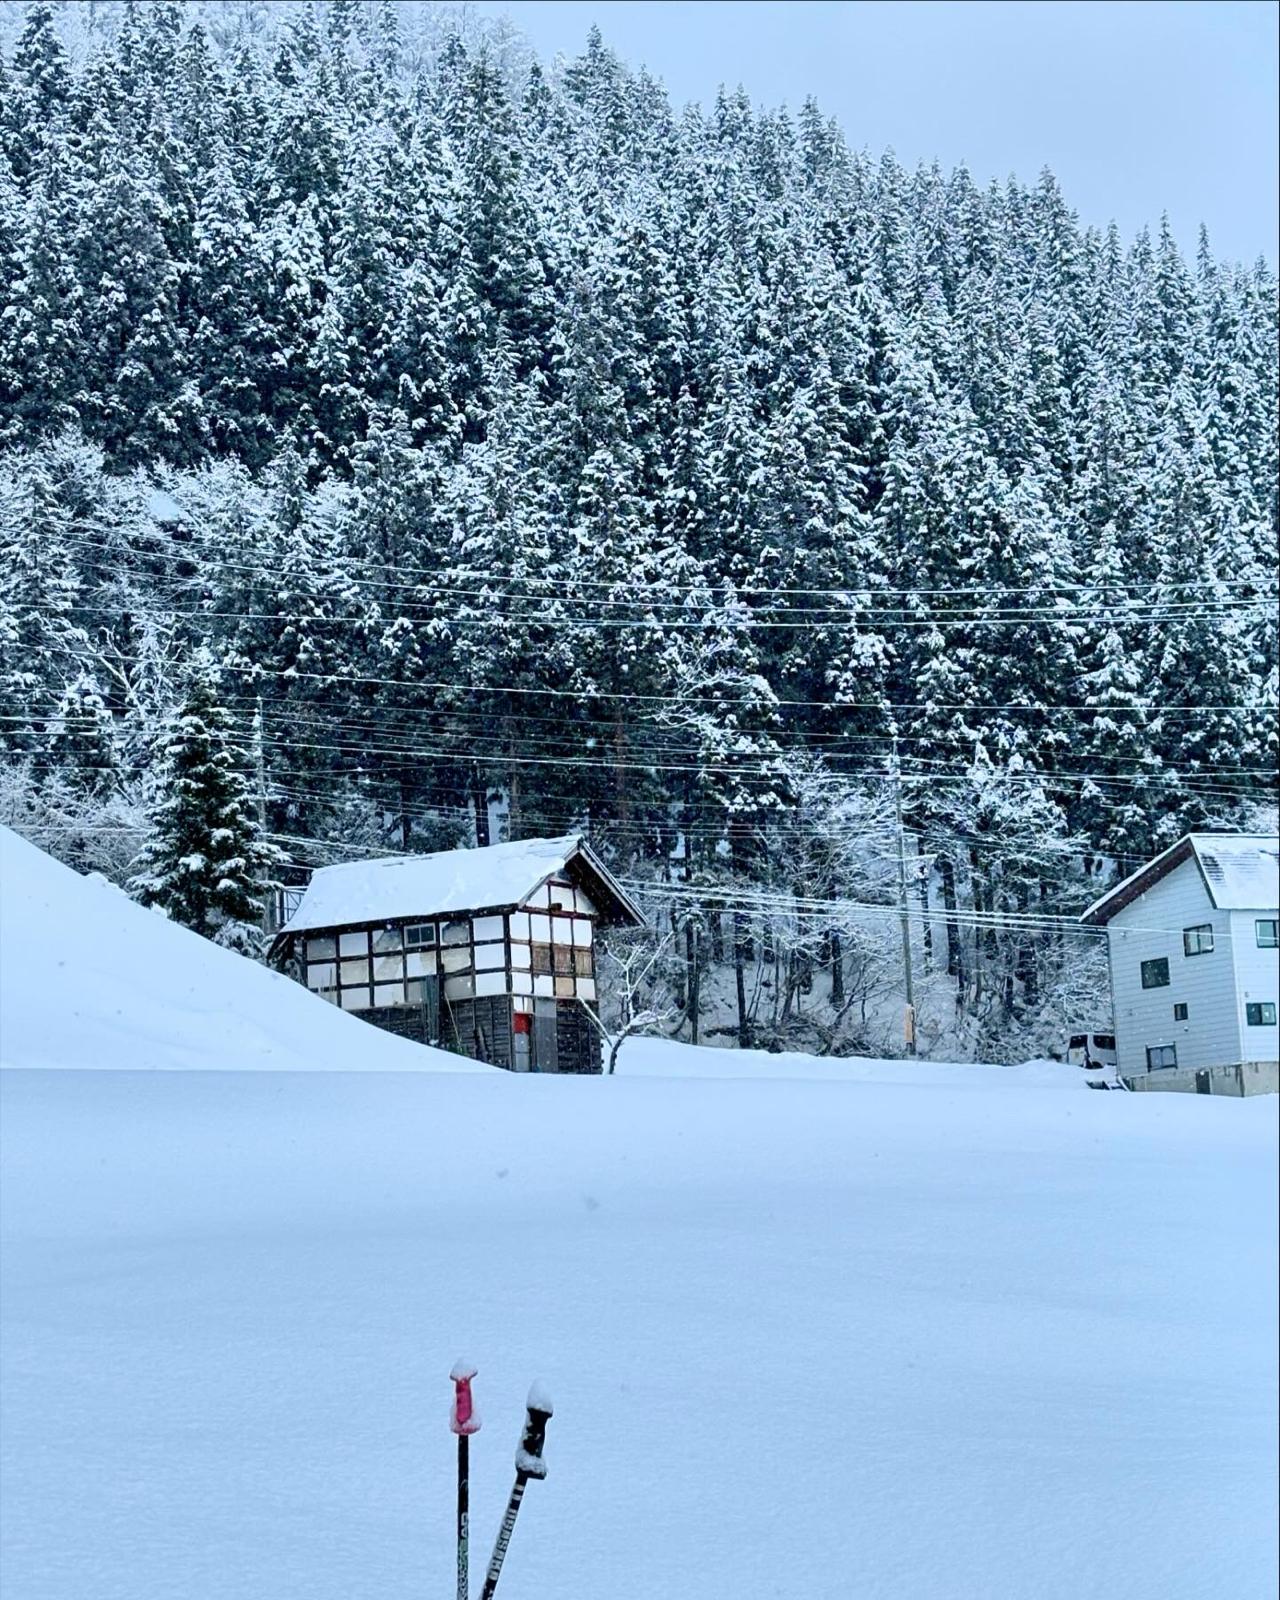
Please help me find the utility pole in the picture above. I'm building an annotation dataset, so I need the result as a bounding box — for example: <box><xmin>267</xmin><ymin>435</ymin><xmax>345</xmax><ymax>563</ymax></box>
<box><xmin>892</xmin><ymin>735</ymin><xmax>917</xmax><ymax>1057</ymax></box>
<box><xmin>254</xmin><ymin>696</ymin><xmax>272</xmax><ymax>935</ymax></box>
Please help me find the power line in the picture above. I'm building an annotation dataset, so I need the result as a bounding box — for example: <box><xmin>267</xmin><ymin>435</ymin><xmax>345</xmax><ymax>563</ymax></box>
<box><xmin>56</xmin><ymin>526</ymin><xmax>1277</xmax><ymax>604</ymax></box>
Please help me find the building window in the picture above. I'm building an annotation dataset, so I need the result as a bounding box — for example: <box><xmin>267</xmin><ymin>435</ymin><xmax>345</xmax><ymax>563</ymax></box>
<box><xmin>1245</xmin><ymin>1002</ymin><xmax>1277</xmax><ymax>1027</ymax></box>
<box><xmin>1173</xmin><ymin>1003</ymin><xmax>1188</xmax><ymax>1021</ymax></box>
<box><xmin>405</xmin><ymin>924</ymin><xmax>436</xmax><ymax>949</ymax></box>
<box><xmin>1257</xmin><ymin>920</ymin><xmax>1279</xmax><ymax>949</ymax></box>
<box><xmin>1140</xmin><ymin>958</ymin><xmax>1170</xmax><ymax>989</ymax></box>
<box><xmin>1182</xmin><ymin>924</ymin><xmax>1214</xmax><ymax>957</ymax></box>
<box><xmin>1146</xmin><ymin>1044</ymin><xmax>1177</xmax><ymax>1070</ymax></box>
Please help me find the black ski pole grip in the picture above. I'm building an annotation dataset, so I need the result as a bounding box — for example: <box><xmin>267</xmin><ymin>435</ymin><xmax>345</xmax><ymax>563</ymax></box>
<box><xmin>515</xmin><ymin>1387</ymin><xmax>553</xmax><ymax>1480</ymax></box>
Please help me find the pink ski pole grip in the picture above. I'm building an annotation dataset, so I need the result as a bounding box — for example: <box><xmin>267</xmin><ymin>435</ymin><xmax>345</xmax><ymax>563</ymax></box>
<box><xmin>450</xmin><ymin>1361</ymin><xmax>481</xmax><ymax>1436</ymax></box>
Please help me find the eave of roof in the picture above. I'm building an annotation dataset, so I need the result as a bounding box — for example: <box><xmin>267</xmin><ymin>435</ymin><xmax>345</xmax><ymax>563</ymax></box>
<box><xmin>1079</xmin><ymin>832</ymin><xmax>1279</xmax><ymax>926</ymax></box>
<box><xmin>1079</xmin><ymin>837</ymin><xmax>1199</xmax><ymax>926</ymax></box>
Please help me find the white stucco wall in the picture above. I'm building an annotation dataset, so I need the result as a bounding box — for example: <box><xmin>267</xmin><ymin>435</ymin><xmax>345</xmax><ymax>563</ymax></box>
<box><xmin>1106</xmin><ymin>858</ymin><xmax>1244</xmax><ymax>1078</ymax></box>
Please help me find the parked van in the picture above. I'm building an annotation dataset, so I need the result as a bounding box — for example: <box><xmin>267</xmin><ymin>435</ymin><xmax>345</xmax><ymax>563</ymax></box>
<box><xmin>1067</xmin><ymin>1032</ymin><xmax>1117</xmax><ymax>1070</ymax></box>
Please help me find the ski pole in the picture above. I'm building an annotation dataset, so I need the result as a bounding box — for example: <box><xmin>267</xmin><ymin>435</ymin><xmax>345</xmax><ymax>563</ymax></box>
<box><xmin>478</xmin><ymin>1384</ymin><xmax>553</xmax><ymax>1600</ymax></box>
<box><xmin>450</xmin><ymin>1361</ymin><xmax>481</xmax><ymax>1600</ymax></box>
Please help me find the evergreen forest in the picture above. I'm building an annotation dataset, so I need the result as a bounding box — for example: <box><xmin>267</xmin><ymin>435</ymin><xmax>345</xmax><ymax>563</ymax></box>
<box><xmin>2</xmin><ymin>0</ymin><xmax>1276</xmax><ymax>1057</ymax></box>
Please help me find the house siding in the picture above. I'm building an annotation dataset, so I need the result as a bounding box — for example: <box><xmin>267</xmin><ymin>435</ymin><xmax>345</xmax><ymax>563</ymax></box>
<box><xmin>1107</xmin><ymin>858</ymin><xmax>1243</xmax><ymax>1078</ymax></box>
<box><xmin>1230</xmin><ymin>909</ymin><xmax>1280</xmax><ymax>1066</ymax></box>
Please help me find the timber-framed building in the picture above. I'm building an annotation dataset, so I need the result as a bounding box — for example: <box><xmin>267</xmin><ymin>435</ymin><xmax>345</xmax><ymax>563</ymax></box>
<box><xmin>271</xmin><ymin>835</ymin><xmax>644</xmax><ymax>1073</ymax></box>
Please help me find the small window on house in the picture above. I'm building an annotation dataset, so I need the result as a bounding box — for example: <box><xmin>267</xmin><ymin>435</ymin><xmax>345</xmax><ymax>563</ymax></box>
<box><xmin>1257</xmin><ymin>920</ymin><xmax>1279</xmax><ymax>949</ymax></box>
<box><xmin>1245</xmin><ymin>1002</ymin><xmax>1277</xmax><ymax>1026</ymax></box>
<box><xmin>441</xmin><ymin>920</ymin><xmax>469</xmax><ymax>946</ymax></box>
<box><xmin>306</xmin><ymin>962</ymin><xmax>337</xmax><ymax>995</ymax></box>
<box><xmin>1146</xmin><ymin>1044</ymin><xmax>1177</xmax><ymax>1070</ymax></box>
<box><xmin>1140</xmin><ymin>958</ymin><xmax>1170</xmax><ymax>989</ymax></box>
<box><xmin>1173</xmin><ymin>1003</ymin><xmax>1188</xmax><ymax>1021</ymax></box>
<box><xmin>1183</xmin><ymin>924</ymin><xmax>1214</xmax><ymax>957</ymax></box>
<box><xmin>405</xmin><ymin>924</ymin><xmax>436</xmax><ymax>949</ymax></box>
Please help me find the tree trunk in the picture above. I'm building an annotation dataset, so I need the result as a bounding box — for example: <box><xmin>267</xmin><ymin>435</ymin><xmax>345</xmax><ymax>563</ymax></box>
<box><xmin>733</xmin><ymin>911</ymin><xmax>749</xmax><ymax>1049</ymax></box>
<box><xmin>918</xmin><ymin>856</ymin><xmax>932</xmax><ymax>969</ymax></box>
<box><xmin>614</xmin><ymin>709</ymin><xmax>629</xmax><ymax>826</ymax></box>
<box><xmin>829</xmin><ymin>930</ymin><xmax>844</xmax><ymax>1005</ymax></box>
<box><xmin>940</xmin><ymin>855</ymin><xmax>965</xmax><ymax>997</ymax></box>
<box><xmin>686</xmin><ymin>920</ymin><xmax>701</xmax><ymax>1046</ymax></box>
<box><xmin>507</xmin><ymin>731</ymin><xmax>522</xmax><ymax>841</ymax></box>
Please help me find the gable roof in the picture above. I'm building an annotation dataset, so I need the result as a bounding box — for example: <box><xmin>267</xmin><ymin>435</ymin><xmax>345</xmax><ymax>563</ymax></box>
<box><xmin>279</xmin><ymin>834</ymin><xmax>644</xmax><ymax>937</ymax></box>
<box><xmin>1080</xmin><ymin>833</ymin><xmax>1280</xmax><ymax>926</ymax></box>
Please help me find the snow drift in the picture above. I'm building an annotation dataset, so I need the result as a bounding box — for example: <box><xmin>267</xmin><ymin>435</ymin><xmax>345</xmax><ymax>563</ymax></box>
<box><xmin>0</xmin><ymin>825</ymin><xmax>471</xmax><ymax>1073</ymax></box>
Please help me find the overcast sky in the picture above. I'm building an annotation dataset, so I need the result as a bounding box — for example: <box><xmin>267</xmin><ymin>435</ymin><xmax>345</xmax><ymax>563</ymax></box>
<box><xmin>471</xmin><ymin>0</ymin><xmax>1279</xmax><ymax>266</ymax></box>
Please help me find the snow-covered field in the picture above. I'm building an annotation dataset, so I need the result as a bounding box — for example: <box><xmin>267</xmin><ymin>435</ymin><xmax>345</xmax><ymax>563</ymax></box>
<box><xmin>2</xmin><ymin>830</ymin><xmax>1277</xmax><ymax>1599</ymax></box>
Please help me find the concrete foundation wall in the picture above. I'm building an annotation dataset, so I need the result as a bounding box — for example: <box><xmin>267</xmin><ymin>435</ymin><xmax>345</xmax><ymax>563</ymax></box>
<box><xmin>1122</xmin><ymin>1060</ymin><xmax>1278</xmax><ymax>1097</ymax></box>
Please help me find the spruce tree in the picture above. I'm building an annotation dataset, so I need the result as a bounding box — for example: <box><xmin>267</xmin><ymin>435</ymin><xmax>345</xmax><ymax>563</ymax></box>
<box><xmin>130</xmin><ymin>656</ymin><xmax>278</xmax><ymax>942</ymax></box>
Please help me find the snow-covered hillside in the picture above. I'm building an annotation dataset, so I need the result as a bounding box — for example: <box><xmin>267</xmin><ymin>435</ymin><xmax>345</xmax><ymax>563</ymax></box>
<box><xmin>2</xmin><ymin>832</ymin><xmax>1276</xmax><ymax>1598</ymax></box>
<box><xmin>0</xmin><ymin>825</ymin><xmax>470</xmax><ymax>1073</ymax></box>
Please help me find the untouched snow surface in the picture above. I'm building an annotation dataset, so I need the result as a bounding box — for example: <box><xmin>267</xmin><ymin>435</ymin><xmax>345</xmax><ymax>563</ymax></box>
<box><xmin>2</xmin><ymin>832</ymin><xmax>1278</xmax><ymax>1599</ymax></box>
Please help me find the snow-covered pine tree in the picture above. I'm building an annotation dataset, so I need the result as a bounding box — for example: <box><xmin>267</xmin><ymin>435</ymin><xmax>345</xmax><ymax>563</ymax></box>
<box><xmin>46</xmin><ymin>669</ymin><xmax>119</xmax><ymax>798</ymax></box>
<box><xmin>130</xmin><ymin>651</ymin><xmax>279</xmax><ymax>945</ymax></box>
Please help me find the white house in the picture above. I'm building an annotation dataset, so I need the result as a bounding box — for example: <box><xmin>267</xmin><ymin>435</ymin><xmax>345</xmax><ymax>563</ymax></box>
<box><xmin>1080</xmin><ymin>834</ymin><xmax>1279</xmax><ymax>1096</ymax></box>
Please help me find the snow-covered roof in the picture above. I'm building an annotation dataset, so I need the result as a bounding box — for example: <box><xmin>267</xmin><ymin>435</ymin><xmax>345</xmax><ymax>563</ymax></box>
<box><xmin>1080</xmin><ymin>833</ymin><xmax>1280</xmax><ymax>925</ymax></box>
<box><xmin>280</xmin><ymin>835</ymin><xmax>643</xmax><ymax>936</ymax></box>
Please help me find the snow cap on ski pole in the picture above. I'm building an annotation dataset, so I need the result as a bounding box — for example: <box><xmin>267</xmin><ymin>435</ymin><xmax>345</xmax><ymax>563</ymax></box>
<box><xmin>515</xmin><ymin>1383</ymin><xmax>553</xmax><ymax>1479</ymax></box>
<box><xmin>450</xmin><ymin>1360</ymin><xmax>481</xmax><ymax>1435</ymax></box>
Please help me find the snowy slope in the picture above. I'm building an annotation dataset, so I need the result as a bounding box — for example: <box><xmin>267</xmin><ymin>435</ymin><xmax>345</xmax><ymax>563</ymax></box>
<box><xmin>0</xmin><ymin>825</ymin><xmax>472</xmax><ymax>1073</ymax></box>
<box><xmin>1</xmin><ymin>830</ymin><xmax>1277</xmax><ymax>1599</ymax></box>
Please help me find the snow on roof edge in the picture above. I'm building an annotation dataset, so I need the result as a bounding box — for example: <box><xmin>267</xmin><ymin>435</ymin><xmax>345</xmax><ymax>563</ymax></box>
<box><xmin>1080</xmin><ymin>832</ymin><xmax>1280</xmax><ymax>924</ymax></box>
<box><xmin>279</xmin><ymin>833</ymin><xmax>643</xmax><ymax>936</ymax></box>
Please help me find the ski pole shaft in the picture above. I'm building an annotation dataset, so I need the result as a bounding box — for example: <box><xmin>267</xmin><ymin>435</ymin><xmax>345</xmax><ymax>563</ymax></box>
<box><xmin>478</xmin><ymin>1474</ymin><xmax>528</xmax><ymax>1600</ymax></box>
<box><xmin>478</xmin><ymin>1386</ymin><xmax>552</xmax><ymax>1600</ymax></box>
<box><xmin>457</xmin><ymin>1434</ymin><xmax>470</xmax><ymax>1600</ymax></box>
<box><xmin>450</xmin><ymin>1363</ymin><xmax>481</xmax><ymax>1600</ymax></box>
